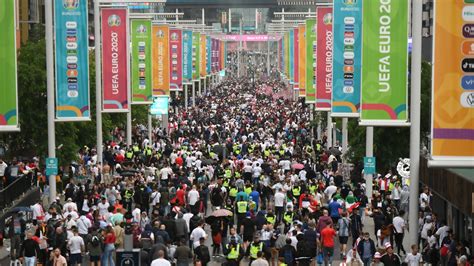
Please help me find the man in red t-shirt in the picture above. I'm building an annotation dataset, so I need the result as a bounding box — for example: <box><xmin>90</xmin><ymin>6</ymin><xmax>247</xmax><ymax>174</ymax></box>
<box><xmin>320</xmin><ymin>223</ymin><xmax>337</xmax><ymax>265</ymax></box>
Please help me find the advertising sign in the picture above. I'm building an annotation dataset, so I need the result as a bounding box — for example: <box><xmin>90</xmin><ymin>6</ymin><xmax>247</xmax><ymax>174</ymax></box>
<box><xmin>206</xmin><ymin>36</ymin><xmax>212</xmax><ymax>75</ymax></box>
<box><xmin>45</xmin><ymin>157</ymin><xmax>58</xmax><ymax>176</ymax></box>
<box><xmin>298</xmin><ymin>24</ymin><xmax>306</xmax><ymax>97</ymax></box>
<box><xmin>182</xmin><ymin>30</ymin><xmax>193</xmax><ymax>84</ymax></box>
<box><xmin>361</xmin><ymin>0</ymin><xmax>409</xmax><ymax>126</ymax></box>
<box><xmin>316</xmin><ymin>7</ymin><xmax>333</xmax><ymax>111</ymax></box>
<box><xmin>130</xmin><ymin>19</ymin><xmax>152</xmax><ymax>104</ymax></box>
<box><xmin>192</xmin><ymin>32</ymin><xmax>200</xmax><ymax>80</ymax></box>
<box><xmin>305</xmin><ymin>19</ymin><xmax>317</xmax><ymax>103</ymax></box>
<box><xmin>364</xmin><ymin>157</ymin><xmax>376</xmax><ymax>175</ymax></box>
<box><xmin>200</xmin><ymin>34</ymin><xmax>207</xmax><ymax>77</ymax></box>
<box><xmin>101</xmin><ymin>8</ymin><xmax>129</xmax><ymax>112</ymax></box>
<box><xmin>294</xmin><ymin>28</ymin><xmax>299</xmax><ymax>89</ymax></box>
<box><xmin>150</xmin><ymin>96</ymin><xmax>169</xmax><ymax>115</ymax></box>
<box><xmin>152</xmin><ymin>24</ymin><xmax>170</xmax><ymax>96</ymax></box>
<box><xmin>54</xmin><ymin>0</ymin><xmax>90</xmax><ymax>120</ymax></box>
<box><xmin>430</xmin><ymin>0</ymin><xmax>474</xmax><ymax>166</ymax></box>
<box><xmin>169</xmin><ymin>28</ymin><xmax>182</xmax><ymax>91</ymax></box>
<box><xmin>289</xmin><ymin>30</ymin><xmax>294</xmax><ymax>83</ymax></box>
<box><xmin>331</xmin><ymin>0</ymin><xmax>362</xmax><ymax>117</ymax></box>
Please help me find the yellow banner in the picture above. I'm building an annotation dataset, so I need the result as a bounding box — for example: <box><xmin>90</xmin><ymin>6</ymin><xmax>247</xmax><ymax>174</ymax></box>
<box><xmin>298</xmin><ymin>24</ymin><xmax>306</xmax><ymax>97</ymax></box>
<box><xmin>431</xmin><ymin>0</ymin><xmax>474</xmax><ymax>162</ymax></box>
<box><xmin>152</xmin><ymin>25</ymin><xmax>170</xmax><ymax>96</ymax></box>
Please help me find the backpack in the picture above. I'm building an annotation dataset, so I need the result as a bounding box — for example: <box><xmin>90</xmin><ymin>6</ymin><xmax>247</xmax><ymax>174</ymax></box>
<box><xmin>283</xmin><ymin>248</ymin><xmax>294</xmax><ymax>265</ymax></box>
<box><xmin>91</xmin><ymin>235</ymin><xmax>100</xmax><ymax>247</ymax></box>
<box><xmin>199</xmin><ymin>245</ymin><xmax>211</xmax><ymax>262</ymax></box>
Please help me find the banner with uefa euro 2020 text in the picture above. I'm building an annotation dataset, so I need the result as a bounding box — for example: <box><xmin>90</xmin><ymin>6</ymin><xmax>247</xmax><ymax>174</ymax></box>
<box><xmin>361</xmin><ymin>0</ymin><xmax>409</xmax><ymax>126</ymax></box>
<box><xmin>305</xmin><ymin>19</ymin><xmax>317</xmax><ymax>103</ymax></box>
<box><xmin>54</xmin><ymin>0</ymin><xmax>90</xmax><ymax>121</ymax></box>
<box><xmin>152</xmin><ymin>25</ymin><xmax>170</xmax><ymax>96</ymax></box>
<box><xmin>289</xmin><ymin>30</ymin><xmax>294</xmax><ymax>84</ymax></box>
<box><xmin>284</xmin><ymin>32</ymin><xmax>289</xmax><ymax>79</ymax></box>
<box><xmin>182</xmin><ymin>30</ymin><xmax>192</xmax><ymax>84</ymax></box>
<box><xmin>206</xmin><ymin>36</ymin><xmax>212</xmax><ymax>75</ymax></box>
<box><xmin>131</xmin><ymin>19</ymin><xmax>152</xmax><ymax>104</ymax></box>
<box><xmin>200</xmin><ymin>34</ymin><xmax>207</xmax><ymax>77</ymax></box>
<box><xmin>192</xmin><ymin>32</ymin><xmax>200</xmax><ymax>80</ymax></box>
<box><xmin>101</xmin><ymin>8</ymin><xmax>129</xmax><ymax>112</ymax></box>
<box><xmin>331</xmin><ymin>0</ymin><xmax>362</xmax><ymax>117</ymax></box>
<box><xmin>316</xmin><ymin>7</ymin><xmax>333</xmax><ymax>111</ymax></box>
<box><xmin>430</xmin><ymin>0</ymin><xmax>474</xmax><ymax>166</ymax></box>
<box><xmin>293</xmin><ymin>28</ymin><xmax>299</xmax><ymax>90</ymax></box>
<box><xmin>298</xmin><ymin>24</ymin><xmax>306</xmax><ymax>97</ymax></box>
<box><xmin>0</xmin><ymin>0</ymin><xmax>19</xmax><ymax>131</ymax></box>
<box><xmin>169</xmin><ymin>29</ymin><xmax>182</xmax><ymax>91</ymax></box>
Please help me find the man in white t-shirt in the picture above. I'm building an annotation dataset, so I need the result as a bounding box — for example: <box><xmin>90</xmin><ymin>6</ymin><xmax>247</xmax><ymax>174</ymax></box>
<box><xmin>76</xmin><ymin>214</ymin><xmax>92</xmax><ymax>236</ymax></box>
<box><xmin>419</xmin><ymin>187</ymin><xmax>430</xmax><ymax>211</ymax></box>
<box><xmin>68</xmin><ymin>229</ymin><xmax>85</xmax><ymax>265</ymax></box>
<box><xmin>188</xmin><ymin>185</ymin><xmax>200</xmax><ymax>213</ymax></box>
<box><xmin>190</xmin><ymin>221</ymin><xmax>207</xmax><ymax>248</ymax></box>
<box><xmin>404</xmin><ymin>244</ymin><xmax>422</xmax><ymax>266</ymax></box>
<box><xmin>324</xmin><ymin>182</ymin><xmax>338</xmax><ymax>200</ymax></box>
<box><xmin>97</xmin><ymin>198</ymin><xmax>110</xmax><ymax>217</ymax></box>
<box><xmin>151</xmin><ymin>250</ymin><xmax>171</xmax><ymax>266</ymax></box>
<box><xmin>274</xmin><ymin>188</ymin><xmax>286</xmax><ymax>224</ymax></box>
<box><xmin>159</xmin><ymin>165</ymin><xmax>173</xmax><ymax>183</ymax></box>
<box><xmin>150</xmin><ymin>189</ymin><xmax>161</xmax><ymax>208</ymax></box>
<box><xmin>392</xmin><ymin>210</ymin><xmax>407</xmax><ymax>255</ymax></box>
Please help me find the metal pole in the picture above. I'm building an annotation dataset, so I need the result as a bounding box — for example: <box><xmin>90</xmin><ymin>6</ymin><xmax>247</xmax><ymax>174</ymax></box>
<box><xmin>94</xmin><ymin>0</ymin><xmax>103</xmax><ymax>166</ymax></box>
<box><xmin>409</xmin><ymin>0</ymin><xmax>423</xmax><ymax>245</ymax></box>
<box><xmin>326</xmin><ymin>112</ymin><xmax>332</xmax><ymax>149</ymax></box>
<box><xmin>228</xmin><ymin>8</ymin><xmax>232</xmax><ymax>33</ymax></box>
<box><xmin>185</xmin><ymin>84</ymin><xmax>188</xmax><ymax>110</ymax></box>
<box><xmin>45</xmin><ymin>0</ymin><xmax>56</xmax><ymax>203</ymax></box>
<box><xmin>203</xmin><ymin>77</ymin><xmax>207</xmax><ymax>95</ymax></box>
<box><xmin>192</xmin><ymin>81</ymin><xmax>196</xmax><ymax>107</ymax></box>
<box><xmin>342</xmin><ymin>117</ymin><xmax>348</xmax><ymax>156</ymax></box>
<box><xmin>365</xmin><ymin>126</ymin><xmax>374</xmax><ymax>199</ymax></box>
<box><xmin>162</xmin><ymin>114</ymin><xmax>168</xmax><ymax>136</ymax></box>
<box><xmin>332</xmin><ymin>122</ymin><xmax>337</xmax><ymax>147</ymax></box>
<box><xmin>202</xmin><ymin>8</ymin><xmax>205</xmax><ymax>25</ymax></box>
<box><xmin>198</xmin><ymin>78</ymin><xmax>202</xmax><ymax>96</ymax></box>
<box><xmin>148</xmin><ymin>111</ymin><xmax>152</xmax><ymax>145</ymax></box>
<box><xmin>126</xmin><ymin>111</ymin><xmax>132</xmax><ymax>146</ymax></box>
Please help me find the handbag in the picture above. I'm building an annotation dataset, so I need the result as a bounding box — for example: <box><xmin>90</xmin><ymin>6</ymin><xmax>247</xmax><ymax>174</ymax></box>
<box><xmin>317</xmin><ymin>252</ymin><xmax>324</xmax><ymax>265</ymax></box>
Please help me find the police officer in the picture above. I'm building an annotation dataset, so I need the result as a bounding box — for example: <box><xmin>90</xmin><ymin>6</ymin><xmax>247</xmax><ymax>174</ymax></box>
<box><xmin>224</xmin><ymin>236</ymin><xmax>243</xmax><ymax>266</ymax></box>
<box><xmin>246</xmin><ymin>233</ymin><xmax>266</xmax><ymax>265</ymax></box>
<box><xmin>123</xmin><ymin>186</ymin><xmax>134</xmax><ymax>212</ymax></box>
<box><xmin>283</xmin><ymin>205</ymin><xmax>294</xmax><ymax>233</ymax></box>
<box><xmin>292</xmin><ymin>184</ymin><xmax>301</xmax><ymax>208</ymax></box>
<box><xmin>236</xmin><ymin>197</ymin><xmax>248</xmax><ymax>234</ymax></box>
<box><xmin>265</xmin><ymin>209</ymin><xmax>276</xmax><ymax>226</ymax></box>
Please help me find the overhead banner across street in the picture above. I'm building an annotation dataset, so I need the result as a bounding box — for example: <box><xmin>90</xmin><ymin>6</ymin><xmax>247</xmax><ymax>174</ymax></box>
<box><xmin>316</xmin><ymin>7</ymin><xmax>333</xmax><ymax>111</ymax></box>
<box><xmin>360</xmin><ymin>0</ymin><xmax>409</xmax><ymax>126</ymax></box>
<box><xmin>54</xmin><ymin>0</ymin><xmax>90</xmax><ymax>121</ymax></box>
<box><xmin>430</xmin><ymin>0</ymin><xmax>474</xmax><ymax>166</ymax></box>
<box><xmin>101</xmin><ymin>8</ymin><xmax>129</xmax><ymax>112</ymax></box>
<box><xmin>331</xmin><ymin>0</ymin><xmax>362</xmax><ymax>117</ymax></box>
<box><xmin>0</xmin><ymin>0</ymin><xmax>19</xmax><ymax>131</ymax></box>
<box><xmin>152</xmin><ymin>24</ymin><xmax>170</xmax><ymax>96</ymax></box>
<box><xmin>169</xmin><ymin>28</ymin><xmax>183</xmax><ymax>91</ymax></box>
<box><xmin>305</xmin><ymin>19</ymin><xmax>317</xmax><ymax>103</ymax></box>
<box><xmin>130</xmin><ymin>19</ymin><xmax>153</xmax><ymax>104</ymax></box>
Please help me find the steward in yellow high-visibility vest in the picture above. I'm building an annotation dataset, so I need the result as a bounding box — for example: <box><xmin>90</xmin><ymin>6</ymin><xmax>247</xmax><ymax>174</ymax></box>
<box><xmin>225</xmin><ymin>239</ymin><xmax>243</xmax><ymax>266</ymax></box>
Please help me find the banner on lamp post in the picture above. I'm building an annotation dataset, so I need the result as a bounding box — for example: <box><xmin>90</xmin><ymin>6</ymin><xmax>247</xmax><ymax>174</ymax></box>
<box><xmin>101</xmin><ymin>8</ymin><xmax>130</xmax><ymax>112</ymax></box>
<box><xmin>152</xmin><ymin>24</ymin><xmax>170</xmax><ymax>96</ymax></box>
<box><xmin>200</xmin><ymin>34</ymin><xmax>207</xmax><ymax>78</ymax></box>
<box><xmin>130</xmin><ymin>19</ymin><xmax>153</xmax><ymax>104</ymax></box>
<box><xmin>289</xmin><ymin>30</ymin><xmax>294</xmax><ymax>84</ymax></box>
<box><xmin>298</xmin><ymin>24</ymin><xmax>306</xmax><ymax>97</ymax></box>
<box><xmin>54</xmin><ymin>0</ymin><xmax>90</xmax><ymax>121</ymax></box>
<box><xmin>316</xmin><ymin>7</ymin><xmax>333</xmax><ymax>111</ymax></box>
<box><xmin>305</xmin><ymin>18</ymin><xmax>317</xmax><ymax>104</ymax></box>
<box><xmin>182</xmin><ymin>30</ymin><xmax>193</xmax><ymax>84</ymax></box>
<box><xmin>331</xmin><ymin>0</ymin><xmax>362</xmax><ymax>117</ymax></box>
<box><xmin>169</xmin><ymin>28</ymin><xmax>182</xmax><ymax>91</ymax></box>
<box><xmin>284</xmin><ymin>32</ymin><xmax>289</xmax><ymax>79</ymax></box>
<box><xmin>360</xmin><ymin>0</ymin><xmax>409</xmax><ymax>126</ymax></box>
<box><xmin>430</xmin><ymin>0</ymin><xmax>474</xmax><ymax>166</ymax></box>
<box><xmin>206</xmin><ymin>36</ymin><xmax>212</xmax><ymax>75</ymax></box>
<box><xmin>293</xmin><ymin>28</ymin><xmax>299</xmax><ymax>90</ymax></box>
<box><xmin>192</xmin><ymin>32</ymin><xmax>200</xmax><ymax>80</ymax></box>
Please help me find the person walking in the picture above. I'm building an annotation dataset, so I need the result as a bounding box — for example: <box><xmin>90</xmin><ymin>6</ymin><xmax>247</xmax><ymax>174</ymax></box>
<box><xmin>19</xmin><ymin>232</ymin><xmax>40</xmax><ymax>266</ymax></box>
<box><xmin>68</xmin><ymin>228</ymin><xmax>85</xmax><ymax>266</ymax></box>
<box><xmin>380</xmin><ymin>243</ymin><xmax>402</xmax><ymax>266</ymax></box>
<box><xmin>320</xmin><ymin>223</ymin><xmax>337</xmax><ymax>266</ymax></box>
<box><xmin>224</xmin><ymin>236</ymin><xmax>244</xmax><ymax>266</ymax></box>
<box><xmin>101</xmin><ymin>225</ymin><xmax>116</xmax><ymax>266</ymax></box>
<box><xmin>357</xmin><ymin>232</ymin><xmax>376</xmax><ymax>266</ymax></box>
<box><xmin>392</xmin><ymin>210</ymin><xmax>407</xmax><ymax>256</ymax></box>
<box><xmin>338</xmin><ymin>211</ymin><xmax>351</xmax><ymax>259</ymax></box>
<box><xmin>194</xmin><ymin>237</ymin><xmax>211</xmax><ymax>266</ymax></box>
<box><xmin>174</xmin><ymin>239</ymin><xmax>193</xmax><ymax>266</ymax></box>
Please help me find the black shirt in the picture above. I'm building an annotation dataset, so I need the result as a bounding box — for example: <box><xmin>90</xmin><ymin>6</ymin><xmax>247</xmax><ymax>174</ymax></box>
<box><xmin>20</xmin><ymin>239</ymin><xmax>40</xmax><ymax>257</ymax></box>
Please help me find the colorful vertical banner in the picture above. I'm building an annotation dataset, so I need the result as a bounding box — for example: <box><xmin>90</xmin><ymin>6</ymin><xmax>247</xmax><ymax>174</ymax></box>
<box><xmin>284</xmin><ymin>32</ymin><xmax>289</xmax><ymax>78</ymax></box>
<box><xmin>298</xmin><ymin>24</ymin><xmax>306</xmax><ymax>97</ymax></box>
<box><xmin>101</xmin><ymin>8</ymin><xmax>129</xmax><ymax>112</ymax></box>
<box><xmin>305</xmin><ymin>19</ymin><xmax>317</xmax><ymax>103</ymax></box>
<box><xmin>152</xmin><ymin>24</ymin><xmax>170</xmax><ymax>96</ymax></box>
<box><xmin>316</xmin><ymin>7</ymin><xmax>333</xmax><ymax>111</ymax></box>
<box><xmin>361</xmin><ymin>0</ymin><xmax>409</xmax><ymax>126</ymax></box>
<box><xmin>169</xmin><ymin>28</ymin><xmax>182</xmax><ymax>91</ymax></box>
<box><xmin>182</xmin><ymin>30</ymin><xmax>193</xmax><ymax>84</ymax></box>
<box><xmin>289</xmin><ymin>30</ymin><xmax>294</xmax><ymax>83</ymax></box>
<box><xmin>219</xmin><ymin>40</ymin><xmax>224</xmax><ymax>71</ymax></box>
<box><xmin>279</xmin><ymin>38</ymin><xmax>283</xmax><ymax>72</ymax></box>
<box><xmin>430</xmin><ymin>0</ymin><xmax>474</xmax><ymax>165</ymax></box>
<box><xmin>0</xmin><ymin>0</ymin><xmax>19</xmax><ymax>130</ymax></box>
<box><xmin>192</xmin><ymin>32</ymin><xmax>200</xmax><ymax>80</ymax></box>
<box><xmin>131</xmin><ymin>19</ymin><xmax>152</xmax><ymax>104</ymax></box>
<box><xmin>200</xmin><ymin>34</ymin><xmax>207</xmax><ymax>78</ymax></box>
<box><xmin>293</xmin><ymin>28</ymin><xmax>299</xmax><ymax>89</ymax></box>
<box><xmin>54</xmin><ymin>0</ymin><xmax>90</xmax><ymax>121</ymax></box>
<box><xmin>331</xmin><ymin>0</ymin><xmax>362</xmax><ymax>117</ymax></box>
<box><xmin>206</xmin><ymin>36</ymin><xmax>212</xmax><ymax>75</ymax></box>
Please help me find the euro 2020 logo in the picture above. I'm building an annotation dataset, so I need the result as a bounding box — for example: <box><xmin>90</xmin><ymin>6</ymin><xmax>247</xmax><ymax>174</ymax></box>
<box><xmin>63</xmin><ymin>0</ymin><xmax>79</xmax><ymax>10</ymax></box>
<box><xmin>108</xmin><ymin>14</ymin><xmax>121</xmax><ymax>27</ymax></box>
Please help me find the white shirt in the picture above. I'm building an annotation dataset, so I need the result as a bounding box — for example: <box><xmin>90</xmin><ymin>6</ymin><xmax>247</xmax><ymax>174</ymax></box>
<box><xmin>324</xmin><ymin>185</ymin><xmax>338</xmax><ymax>199</ymax></box>
<box><xmin>31</xmin><ymin>203</ymin><xmax>44</xmax><ymax>220</ymax></box>
<box><xmin>183</xmin><ymin>213</ymin><xmax>193</xmax><ymax>231</ymax></box>
<box><xmin>98</xmin><ymin>202</ymin><xmax>110</xmax><ymax>216</ymax></box>
<box><xmin>76</xmin><ymin>216</ymin><xmax>92</xmax><ymax>235</ymax></box>
<box><xmin>404</xmin><ymin>253</ymin><xmax>422</xmax><ymax>266</ymax></box>
<box><xmin>274</xmin><ymin>192</ymin><xmax>286</xmax><ymax>207</ymax></box>
<box><xmin>160</xmin><ymin>167</ymin><xmax>173</xmax><ymax>180</ymax></box>
<box><xmin>419</xmin><ymin>192</ymin><xmax>429</xmax><ymax>209</ymax></box>
<box><xmin>188</xmin><ymin>189</ymin><xmax>200</xmax><ymax>206</ymax></box>
<box><xmin>190</xmin><ymin>227</ymin><xmax>207</xmax><ymax>248</ymax></box>
<box><xmin>392</xmin><ymin>216</ymin><xmax>405</xmax><ymax>233</ymax></box>
<box><xmin>150</xmin><ymin>191</ymin><xmax>161</xmax><ymax>206</ymax></box>
<box><xmin>151</xmin><ymin>258</ymin><xmax>172</xmax><ymax>266</ymax></box>
<box><xmin>68</xmin><ymin>235</ymin><xmax>84</xmax><ymax>254</ymax></box>
<box><xmin>0</xmin><ymin>161</ymin><xmax>7</xmax><ymax>176</ymax></box>
<box><xmin>132</xmin><ymin>208</ymin><xmax>141</xmax><ymax>223</ymax></box>
<box><xmin>279</xmin><ymin>160</ymin><xmax>291</xmax><ymax>171</ymax></box>
<box><xmin>435</xmin><ymin>225</ymin><xmax>450</xmax><ymax>247</ymax></box>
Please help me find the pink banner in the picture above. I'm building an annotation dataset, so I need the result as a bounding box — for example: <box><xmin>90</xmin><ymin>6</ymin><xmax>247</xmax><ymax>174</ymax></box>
<box><xmin>222</xmin><ymin>34</ymin><xmax>280</xmax><ymax>42</ymax></box>
<box><xmin>293</xmin><ymin>28</ymin><xmax>299</xmax><ymax>88</ymax></box>
<box><xmin>169</xmin><ymin>29</ymin><xmax>182</xmax><ymax>91</ymax></box>
<box><xmin>101</xmin><ymin>8</ymin><xmax>129</xmax><ymax>112</ymax></box>
<box><xmin>316</xmin><ymin>7</ymin><xmax>333</xmax><ymax>111</ymax></box>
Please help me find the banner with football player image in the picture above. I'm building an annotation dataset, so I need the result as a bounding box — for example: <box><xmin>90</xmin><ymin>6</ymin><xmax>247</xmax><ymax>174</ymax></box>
<box><xmin>54</xmin><ymin>0</ymin><xmax>90</xmax><ymax>121</ymax></box>
<box><xmin>131</xmin><ymin>19</ymin><xmax>153</xmax><ymax>104</ymax></box>
<box><xmin>101</xmin><ymin>8</ymin><xmax>130</xmax><ymax>112</ymax></box>
<box><xmin>169</xmin><ymin>28</ymin><xmax>183</xmax><ymax>91</ymax></box>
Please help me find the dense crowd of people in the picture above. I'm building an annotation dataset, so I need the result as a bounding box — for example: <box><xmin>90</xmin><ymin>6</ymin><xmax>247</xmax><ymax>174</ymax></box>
<box><xmin>1</xmin><ymin>75</ymin><xmax>472</xmax><ymax>266</ymax></box>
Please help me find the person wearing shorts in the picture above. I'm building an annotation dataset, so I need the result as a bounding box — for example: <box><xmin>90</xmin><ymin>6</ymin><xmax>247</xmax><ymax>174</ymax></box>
<box><xmin>320</xmin><ymin>223</ymin><xmax>336</xmax><ymax>266</ymax></box>
<box><xmin>68</xmin><ymin>229</ymin><xmax>85</xmax><ymax>266</ymax></box>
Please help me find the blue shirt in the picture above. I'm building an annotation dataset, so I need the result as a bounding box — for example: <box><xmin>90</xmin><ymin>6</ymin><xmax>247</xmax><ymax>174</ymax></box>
<box><xmin>249</xmin><ymin>190</ymin><xmax>260</xmax><ymax>204</ymax></box>
<box><xmin>328</xmin><ymin>201</ymin><xmax>341</xmax><ymax>218</ymax></box>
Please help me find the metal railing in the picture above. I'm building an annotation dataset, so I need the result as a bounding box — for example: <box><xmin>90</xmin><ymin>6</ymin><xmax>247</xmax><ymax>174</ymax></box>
<box><xmin>0</xmin><ymin>173</ymin><xmax>35</xmax><ymax>210</ymax></box>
